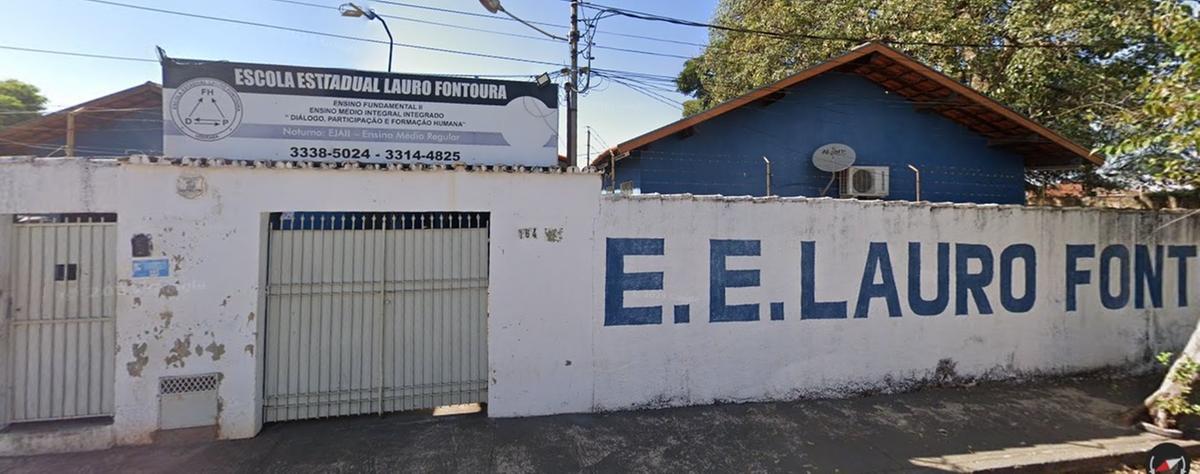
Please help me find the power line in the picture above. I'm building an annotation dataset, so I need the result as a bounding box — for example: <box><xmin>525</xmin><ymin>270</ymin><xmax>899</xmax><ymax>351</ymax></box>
<box><xmin>19</xmin><ymin>2</ymin><xmax>701</xmax><ymax>87</ymax></box>
<box><xmin>0</xmin><ymin>42</ymin><xmax>678</xmax><ymax>89</ymax></box>
<box><xmin>558</xmin><ymin>0</ymin><xmax>712</xmax><ymax>24</ymax></box>
<box><xmin>580</xmin><ymin>2</ymin><xmax>1111</xmax><ymax>50</ymax></box>
<box><xmin>592</xmin><ymin>45</ymin><xmax>689</xmax><ymax>60</ymax></box>
<box><xmin>371</xmin><ymin>0</ymin><xmax>707</xmax><ymax>48</ymax></box>
<box><xmin>268</xmin><ymin>0</ymin><xmax>691</xmax><ymax>60</ymax></box>
<box><xmin>592</xmin><ymin>68</ymin><xmax>677</xmax><ymax>83</ymax></box>
<box><xmin>0</xmin><ymin>43</ymin><xmax>549</xmax><ymax>81</ymax></box>
<box><xmin>604</xmin><ymin>75</ymin><xmax>683</xmax><ymax>110</ymax></box>
<box><xmin>0</xmin><ymin>45</ymin><xmax>157</xmax><ymax>63</ymax></box>
<box><xmin>600</xmin><ymin>74</ymin><xmax>680</xmax><ymax>94</ymax></box>
<box><xmin>586</xmin><ymin>125</ymin><xmax>611</xmax><ymax>150</ymax></box>
<box><xmin>271</xmin><ymin>0</ymin><xmax>561</xmax><ymax>43</ymax></box>
<box><xmin>81</xmin><ymin>0</ymin><xmax>566</xmax><ymax>67</ymax></box>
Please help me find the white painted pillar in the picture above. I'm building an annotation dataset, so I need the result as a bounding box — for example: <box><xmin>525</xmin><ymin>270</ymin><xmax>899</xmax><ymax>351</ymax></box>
<box><xmin>0</xmin><ymin>215</ymin><xmax>13</xmax><ymax>431</ymax></box>
<box><xmin>251</xmin><ymin>213</ymin><xmax>269</xmax><ymax>437</ymax></box>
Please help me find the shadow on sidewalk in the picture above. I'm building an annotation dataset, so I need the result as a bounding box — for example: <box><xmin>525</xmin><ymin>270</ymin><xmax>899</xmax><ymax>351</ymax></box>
<box><xmin>0</xmin><ymin>375</ymin><xmax>1158</xmax><ymax>473</ymax></box>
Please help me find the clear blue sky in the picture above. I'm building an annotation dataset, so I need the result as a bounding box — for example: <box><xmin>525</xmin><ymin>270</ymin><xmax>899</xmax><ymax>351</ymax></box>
<box><xmin>0</xmin><ymin>0</ymin><xmax>718</xmax><ymax>166</ymax></box>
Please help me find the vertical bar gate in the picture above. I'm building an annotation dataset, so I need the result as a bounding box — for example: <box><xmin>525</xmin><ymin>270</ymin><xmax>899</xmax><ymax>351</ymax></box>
<box><xmin>263</xmin><ymin>212</ymin><xmax>489</xmax><ymax>422</ymax></box>
<box><xmin>8</xmin><ymin>214</ymin><xmax>117</xmax><ymax>423</ymax></box>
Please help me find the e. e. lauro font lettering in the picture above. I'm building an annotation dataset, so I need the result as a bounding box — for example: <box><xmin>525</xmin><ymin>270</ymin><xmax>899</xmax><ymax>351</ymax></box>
<box><xmin>603</xmin><ymin>239</ymin><xmax>1199</xmax><ymax>326</ymax></box>
<box><xmin>232</xmin><ymin>68</ymin><xmax>508</xmax><ymax>99</ymax></box>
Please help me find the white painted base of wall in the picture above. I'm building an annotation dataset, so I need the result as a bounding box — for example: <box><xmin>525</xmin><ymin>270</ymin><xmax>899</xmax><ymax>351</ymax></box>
<box><xmin>0</xmin><ymin>423</ymin><xmax>115</xmax><ymax>457</ymax></box>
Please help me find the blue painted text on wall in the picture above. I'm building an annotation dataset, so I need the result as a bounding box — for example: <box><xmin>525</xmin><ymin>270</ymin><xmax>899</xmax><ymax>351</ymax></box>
<box><xmin>604</xmin><ymin>239</ymin><xmax>1198</xmax><ymax>326</ymax></box>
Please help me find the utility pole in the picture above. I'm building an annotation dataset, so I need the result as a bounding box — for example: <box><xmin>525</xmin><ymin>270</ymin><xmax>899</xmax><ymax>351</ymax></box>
<box><xmin>585</xmin><ymin>127</ymin><xmax>591</xmax><ymax>169</ymax></box>
<box><xmin>567</xmin><ymin>1</ymin><xmax>580</xmax><ymax>171</ymax></box>
<box><xmin>479</xmin><ymin>0</ymin><xmax>579</xmax><ymax>164</ymax></box>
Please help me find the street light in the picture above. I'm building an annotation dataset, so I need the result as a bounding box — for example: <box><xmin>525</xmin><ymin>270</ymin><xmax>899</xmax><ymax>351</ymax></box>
<box><xmin>479</xmin><ymin>0</ymin><xmax>501</xmax><ymax>13</ymax></box>
<box><xmin>478</xmin><ymin>0</ymin><xmax>566</xmax><ymax>41</ymax></box>
<box><xmin>479</xmin><ymin>0</ymin><xmax>578</xmax><ymax>169</ymax></box>
<box><xmin>340</xmin><ymin>2</ymin><xmax>394</xmax><ymax>73</ymax></box>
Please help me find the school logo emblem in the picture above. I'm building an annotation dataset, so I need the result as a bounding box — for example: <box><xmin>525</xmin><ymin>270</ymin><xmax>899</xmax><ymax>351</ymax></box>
<box><xmin>169</xmin><ymin>77</ymin><xmax>243</xmax><ymax>141</ymax></box>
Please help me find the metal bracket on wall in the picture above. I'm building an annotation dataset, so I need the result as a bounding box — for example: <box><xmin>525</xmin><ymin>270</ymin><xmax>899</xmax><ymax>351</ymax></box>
<box><xmin>820</xmin><ymin>171</ymin><xmax>839</xmax><ymax>197</ymax></box>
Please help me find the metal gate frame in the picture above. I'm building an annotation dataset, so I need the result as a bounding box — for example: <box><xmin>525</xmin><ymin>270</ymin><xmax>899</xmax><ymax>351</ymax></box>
<box><xmin>261</xmin><ymin>212</ymin><xmax>489</xmax><ymax>422</ymax></box>
<box><xmin>6</xmin><ymin>214</ymin><xmax>117</xmax><ymax>424</ymax></box>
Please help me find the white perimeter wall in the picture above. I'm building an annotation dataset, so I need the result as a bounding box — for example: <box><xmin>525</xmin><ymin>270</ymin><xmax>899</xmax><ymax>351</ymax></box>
<box><xmin>0</xmin><ymin>157</ymin><xmax>598</xmax><ymax>444</ymax></box>
<box><xmin>591</xmin><ymin>195</ymin><xmax>1200</xmax><ymax>411</ymax></box>
<box><xmin>0</xmin><ymin>157</ymin><xmax>1198</xmax><ymax>448</ymax></box>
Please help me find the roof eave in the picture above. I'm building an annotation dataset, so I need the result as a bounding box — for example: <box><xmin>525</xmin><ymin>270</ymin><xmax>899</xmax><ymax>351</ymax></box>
<box><xmin>0</xmin><ymin>82</ymin><xmax>162</xmax><ymax>138</ymax></box>
<box><xmin>592</xmin><ymin>42</ymin><xmax>1101</xmax><ymax>168</ymax></box>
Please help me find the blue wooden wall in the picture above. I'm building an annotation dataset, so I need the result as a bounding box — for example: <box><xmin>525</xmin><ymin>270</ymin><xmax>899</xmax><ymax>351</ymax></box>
<box><xmin>608</xmin><ymin>73</ymin><xmax>1027</xmax><ymax>204</ymax></box>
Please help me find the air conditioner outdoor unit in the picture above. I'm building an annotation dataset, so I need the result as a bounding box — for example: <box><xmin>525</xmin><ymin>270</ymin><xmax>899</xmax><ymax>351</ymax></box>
<box><xmin>841</xmin><ymin>166</ymin><xmax>890</xmax><ymax>198</ymax></box>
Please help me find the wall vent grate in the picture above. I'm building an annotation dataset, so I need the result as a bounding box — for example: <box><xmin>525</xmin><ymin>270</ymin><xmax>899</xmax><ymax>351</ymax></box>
<box><xmin>160</xmin><ymin>374</ymin><xmax>219</xmax><ymax>395</ymax></box>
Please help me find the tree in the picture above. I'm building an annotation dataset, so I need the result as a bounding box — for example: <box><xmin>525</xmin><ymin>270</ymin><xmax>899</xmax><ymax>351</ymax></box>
<box><xmin>676</xmin><ymin>57</ymin><xmax>712</xmax><ymax>117</ymax></box>
<box><xmin>674</xmin><ymin>0</ymin><xmax>1169</xmax><ymax>184</ymax></box>
<box><xmin>1115</xmin><ymin>0</ymin><xmax>1200</xmax><ymax>433</ymax></box>
<box><xmin>1102</xmin><ymin>1</ymin><xmax>1200</xmax><ymax>189</ymax></box>
<box><xmin>0</xmin><ymin>79</ymin><xmax>48</xmax><ymax>129</ymax></box>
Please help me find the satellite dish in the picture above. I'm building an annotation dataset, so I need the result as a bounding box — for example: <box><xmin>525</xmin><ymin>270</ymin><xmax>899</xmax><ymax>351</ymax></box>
<box><xmin>812</xmin><ymin>143</ymin><xmax>856</xmax><ymax>172</ymax></box>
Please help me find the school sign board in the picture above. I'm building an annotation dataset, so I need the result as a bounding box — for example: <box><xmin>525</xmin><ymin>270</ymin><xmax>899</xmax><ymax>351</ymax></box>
<box><xmin>162</xmin><ymin>58</ymin><xmax>559</xmax><ymax>166</ymax></box>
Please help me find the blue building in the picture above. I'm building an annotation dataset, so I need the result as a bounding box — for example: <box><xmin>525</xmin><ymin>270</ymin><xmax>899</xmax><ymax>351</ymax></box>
<box><xmin>0</xmin><ymin>82</ymin><xmax>162</xmax><ymax>157</ymax></box>
<box><xmin>593</xmin><ymin>43</ymin><xmax>1100</xmax><ymax>204</ymax></box>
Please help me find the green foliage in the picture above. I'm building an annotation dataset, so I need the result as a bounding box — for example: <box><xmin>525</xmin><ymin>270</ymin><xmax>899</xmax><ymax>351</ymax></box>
<box><xmin>676</xmin><ymin>58</ymin><xmax>708</xmax><ymax>101</ymax></box>
<box><xmin>1155</xmin><ymin>351</ymin><xmax>1200</xmax><ymax>418</ymax></box>
<box><xmin>1025</xmin><ymin>164</ymin><xmax>1127</xmax><ymax>195</ymax></box>
<box><xmin>1101</xmin><ymin>1</ymin><xmax>1200</xmax><ymax>187</ymax></box>
<box><xmin>682</xmin><ymin>99</ymin><xmax>707</xmax><ymax>117</ymax></box>
<box><xmin>0</xmin><ymin>79</ymin><xmax>48</xmax><ymax>129</ymax></box>
<box><xmin>676</xmin><ymin>0</ymin><xmax>1176</xmax><ymax>186</ymax></box>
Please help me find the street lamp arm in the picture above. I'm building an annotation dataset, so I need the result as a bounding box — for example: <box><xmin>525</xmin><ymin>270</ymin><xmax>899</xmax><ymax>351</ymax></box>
<box><xmin>374</xmin><ymin>15</ymin><xmax>394</xmax><ymax>73</ymax></box>
<box><xmin>478</xmin><ymin>0</ymin><xmax>576</xmax><ymax>167</ymax></box>
<box><xmin>500</xmin><ymin>8</ymin><xmax>567</xmax><ymax>41</ymax></box>
<box><xmin>339</xmin><ymin>2</ymin><xmax>394</xmax><ymax>73</ymax></box>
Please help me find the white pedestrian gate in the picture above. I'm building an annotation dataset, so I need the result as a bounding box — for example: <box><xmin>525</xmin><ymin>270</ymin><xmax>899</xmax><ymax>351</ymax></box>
<box><xmin>263</xmin><ymin>212</ymin><xmax>489</xmax><ymax>422</ymax></box>
<box><xmin>7</xmin><ymin>214</ymin><xmax>117</xmax><ymax>423</ymax></box>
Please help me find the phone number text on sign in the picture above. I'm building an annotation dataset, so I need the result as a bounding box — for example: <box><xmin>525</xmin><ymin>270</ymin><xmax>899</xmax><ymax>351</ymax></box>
<box><xmin>288</xmin><ymin>147</ymin><xmax>463</xmax><ymax>162</ymax></box>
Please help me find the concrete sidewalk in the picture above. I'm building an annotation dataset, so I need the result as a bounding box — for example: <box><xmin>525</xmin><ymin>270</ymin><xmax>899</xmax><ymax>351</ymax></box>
<box><xmin>0</xmin><ymin>375</ymin><xmax>1178</xmax><ymax>473</ymax></box>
